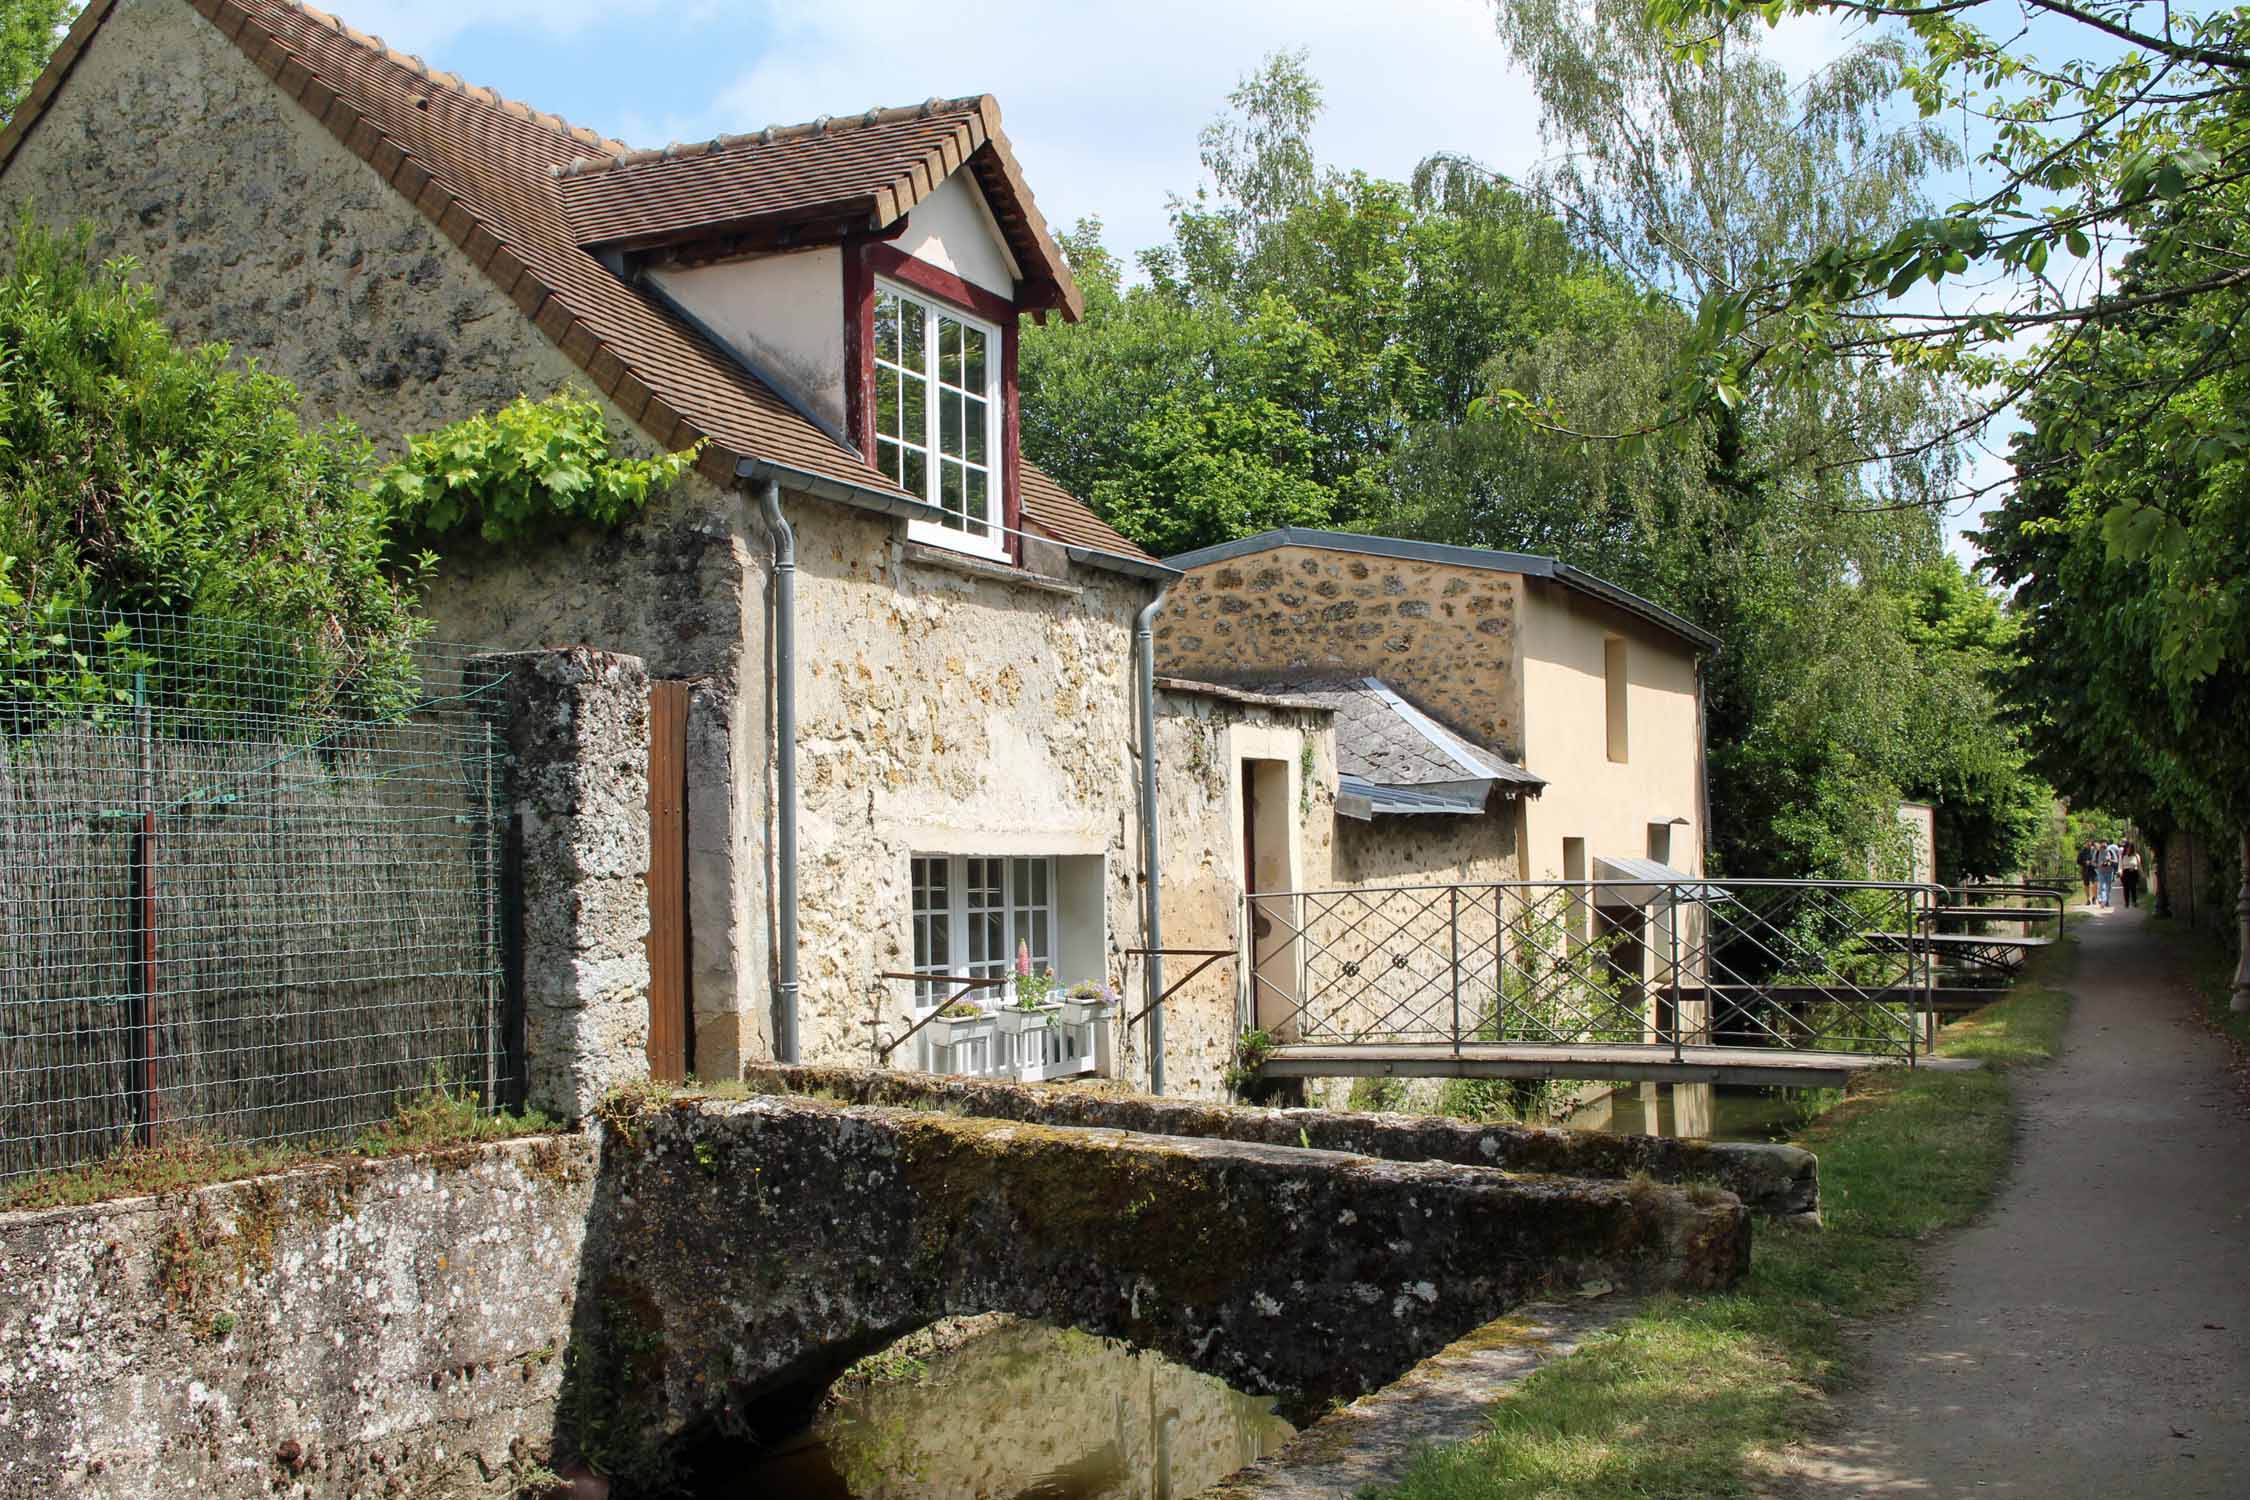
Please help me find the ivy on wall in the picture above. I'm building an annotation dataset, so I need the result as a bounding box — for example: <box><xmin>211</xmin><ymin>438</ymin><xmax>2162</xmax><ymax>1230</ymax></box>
<box><xmin>372</xmin><ymin>392</ymin><xmax>699</xmax><ymax>546</ymax></box>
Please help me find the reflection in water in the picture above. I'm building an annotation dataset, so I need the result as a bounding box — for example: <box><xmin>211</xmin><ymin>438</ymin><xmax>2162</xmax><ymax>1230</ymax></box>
<box><xmin>724</xmin><ymin>1320</ymin><xmax>1295</xmax><ymax>1500</ymax></box>
<box><xmin>1567</xmin><ymin>1081</ymin><xmax>1820</xmax><ymax>1142</ymax></box>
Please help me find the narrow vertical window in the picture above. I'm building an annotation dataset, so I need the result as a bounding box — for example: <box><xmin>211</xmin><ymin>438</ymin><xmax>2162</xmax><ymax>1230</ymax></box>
<box><xmin>1604</xmin><ymin>636</ymin><xmax>1629</xmax><ymax>763</ymax></box>
<box><xmin>874</xmin><ymin>282</ymin><xmax>1005</xmax><ymax>558</ymax></box>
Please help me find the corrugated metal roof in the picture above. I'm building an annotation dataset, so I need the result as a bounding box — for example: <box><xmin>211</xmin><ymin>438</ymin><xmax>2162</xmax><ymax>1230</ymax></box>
<box><xmin>1593</xmin><ymin>856</ymin><xmax>1724</xmax><ymax>903</ymax></box>
<box><xmin>1336</xmin><ymin>774</ymin><xmax>1489</xmax><ymax>820</ymax></box>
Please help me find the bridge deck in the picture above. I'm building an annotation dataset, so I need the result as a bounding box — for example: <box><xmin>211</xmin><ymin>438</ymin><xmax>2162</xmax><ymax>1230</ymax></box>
<box><xmin>1933</xmin><ymin>906</ymin><xmax>2062</xmax><ymax>922</ymax></box>
<box><xmin>1260</xmin><ymin>1041</ymin><xmax>1904</xmax><ymax>1089</ymax></box>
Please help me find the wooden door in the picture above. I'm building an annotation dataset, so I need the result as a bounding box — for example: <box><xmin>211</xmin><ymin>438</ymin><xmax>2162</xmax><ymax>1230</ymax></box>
<box><xmin>645</xmin><ymin>681</ymin><xmax>690</xmax><ymax>1082</ymax></box>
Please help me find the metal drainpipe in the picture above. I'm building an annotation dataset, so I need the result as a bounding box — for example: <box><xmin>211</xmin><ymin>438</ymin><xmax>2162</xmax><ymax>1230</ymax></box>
<box><xmin>1135</xmin><ymin>586</ymin><xmax>1171</xmax><ymax>1094</ymax></box>
<box><xmin>759</xmin><ymin>479</ymin><xmax>801</xmax><ymax>1063</ymax></box>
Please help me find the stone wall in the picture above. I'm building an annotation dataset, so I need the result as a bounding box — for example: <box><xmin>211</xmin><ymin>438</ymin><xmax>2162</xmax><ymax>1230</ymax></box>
<box><xmin>787</xmin><ymin>514</ymin><xmax>1162</xmax><ymax>1078</ymax></box>
<box><xmin>0</xmin><ymin>1136</ymin><xmax>598</xmax><ymax>1500</ymax></box>
<box><xmin>483</xmin><ymin>648</ymin><xmax>653</xmax><ymax>1120</ymax></box>
<box><xmin>1151</xmin><ymin>686</ymin><xmax>1335</xmax><ymax>1095</ymax></box>
<box><xmin>0</xmin><ymin>0</ymin><xmax>770</xmax><ymax>1076</ymax></box>
<box><xmin>1157</xmin><ymin>546</ymin><xmax>1526</xmax><ymax>759</ymax></box>
<box><xmin>742</xmin><ymin>1065</ymin><xmax>1821</xmax><ymax>1221</ymax></box>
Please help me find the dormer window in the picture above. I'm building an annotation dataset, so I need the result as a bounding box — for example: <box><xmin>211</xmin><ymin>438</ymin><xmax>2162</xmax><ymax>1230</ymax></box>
<box><xmin>874</xmin><ymin>281</ymin><xmax>1007</xmax><ymax>559</ymax></box>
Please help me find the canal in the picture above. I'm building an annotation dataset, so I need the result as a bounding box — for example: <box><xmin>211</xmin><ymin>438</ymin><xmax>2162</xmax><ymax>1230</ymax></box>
<box><xmin>722</xmin><ymin>1319</ymin><xmax>1295</xmax><ymax>1499</ymax></box>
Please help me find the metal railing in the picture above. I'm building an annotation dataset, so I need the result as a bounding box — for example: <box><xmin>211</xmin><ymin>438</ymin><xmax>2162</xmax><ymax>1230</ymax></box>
<box><xmin>1243</xmin><ymin>878</ymin><xmax>1944</xmax><ymax>1062</ymax></box>
<box><xmin>0</xmin><ymin>612</ymin><xmax>512</xmax><ymax>1182</ymax></box>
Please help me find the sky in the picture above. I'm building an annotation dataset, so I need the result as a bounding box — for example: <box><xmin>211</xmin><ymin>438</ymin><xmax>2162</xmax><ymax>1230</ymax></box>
<box><xmin>340</xmin><ymin>0</ymin><xmax>2020</xmax><ymax>562</ymax></box>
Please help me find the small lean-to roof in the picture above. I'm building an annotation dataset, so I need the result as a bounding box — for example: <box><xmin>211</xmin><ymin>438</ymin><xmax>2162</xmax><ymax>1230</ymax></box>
<box><xmin>0</xmin><ymin>0</ymin><xmax>1142</xmax><ymax>566</ymax></box>
<box><xmin>1164</xmin><ymin>528</ymin><xmax>1721</xmax><ymax>654</ymax></box>
<box><xmin>1215</xmin><ymin>675</ymin><xmax>1543</xmax><ymax>821</ymax></box>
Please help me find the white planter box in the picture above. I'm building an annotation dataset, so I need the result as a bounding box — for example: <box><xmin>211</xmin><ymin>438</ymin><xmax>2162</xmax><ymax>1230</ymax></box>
<box><xmin>992</xmin><ymin>1003</ymin><xmax>1062</xmax><ymax>1037</ymax></box>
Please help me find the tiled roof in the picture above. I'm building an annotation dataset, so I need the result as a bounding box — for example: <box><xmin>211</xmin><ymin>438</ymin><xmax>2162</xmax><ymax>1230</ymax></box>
<box><xmin>0</xmin><ymin>0</ymin><xmax>1142</xmax><ymax>562</ymax></box>
<box><xmin>1232</xmin><ymin>676</ymin><xmax>1545</xmax><ymax>796</ymax></box>
<box><xmin>551</xmin><ymin>98</ymin><xmax>1083</xmax><ymax>321</ymax></box>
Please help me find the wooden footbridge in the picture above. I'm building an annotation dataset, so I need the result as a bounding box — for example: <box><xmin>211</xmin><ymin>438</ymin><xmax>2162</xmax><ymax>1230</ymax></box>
<box><xmin>1242</xmin><ymin>878</ymin><xmax>2062</xmax><ymax>1089</ymax></box>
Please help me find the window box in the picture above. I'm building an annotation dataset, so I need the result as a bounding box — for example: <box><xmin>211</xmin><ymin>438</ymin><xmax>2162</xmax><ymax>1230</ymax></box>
<box><xmin>992</xmin><ymin>1000</ymin><xmax>1062</xmax><ymax>1037</ymax></box>
<box><xmin>927</xmin><ymin>1006</ymin><xmax>996</xmax><ymax>1047</ymax></box>
<box><xmin>1059</xmin><ymin>986</ymin><xmax>1117</xmax><ymax>1027</ymax></box>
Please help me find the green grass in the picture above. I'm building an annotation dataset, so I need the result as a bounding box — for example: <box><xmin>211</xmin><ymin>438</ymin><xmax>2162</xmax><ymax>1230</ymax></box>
<box><xmin>1378</xmin><ymin>947</ymin><xmax>2074</xmax><ymax>1500</ymax></box>
<box><xmin>0</xmin><ymin>1083</ymin><xmax>559</xmax><ymax>1213</ymax></box>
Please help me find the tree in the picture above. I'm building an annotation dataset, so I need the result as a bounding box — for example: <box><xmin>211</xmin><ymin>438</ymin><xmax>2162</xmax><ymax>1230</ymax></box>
<box><xmin>0</xmin><ymin>1</ymin><xmax>70</xmax><ymax>124</ymax></box>
<box><xmin>1634</xmin><ymin>1</ymin><xmax>2250</xmax><ymax>526</ymax></box>
<box><xmin>0</xmin><ymin>220</ymin><xmax>427</xmax><ymax>704</ymax></box>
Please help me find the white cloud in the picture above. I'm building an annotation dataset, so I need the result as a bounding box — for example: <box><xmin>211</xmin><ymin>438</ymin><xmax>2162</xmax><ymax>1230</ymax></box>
<box><xmin>680</xmin><ymin>0</ymin><xmax>1547</xmax><ymax>260</ymax></box>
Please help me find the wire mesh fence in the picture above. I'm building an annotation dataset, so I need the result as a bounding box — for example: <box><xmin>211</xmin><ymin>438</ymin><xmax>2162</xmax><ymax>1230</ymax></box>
<box><xmin>1246</xmin><ymin>877</ymin><xmax>1939</xmax><ymax>1060</ymax></box>
<box><xmin>0</xmin><ymin>612</ymin><xmax>512</xmax><ymax>1183</ymax></box>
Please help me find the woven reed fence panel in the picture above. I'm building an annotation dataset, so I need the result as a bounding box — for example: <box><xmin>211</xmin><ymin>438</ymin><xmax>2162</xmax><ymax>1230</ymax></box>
<box><xmin>0</xmin><ymin>618</ymin><xmax>509</xmax><ymax>1182</ymax></box>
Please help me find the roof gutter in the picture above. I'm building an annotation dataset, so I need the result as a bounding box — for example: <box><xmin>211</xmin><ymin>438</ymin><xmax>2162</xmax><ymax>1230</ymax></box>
<box><xmin>734</xmin><ymin>457</ymin><xmax>944</xmax><ymax>526</ymax></box>
<box><xmin>1065</xmin><ymin>544</ymin><xmax>1181</xmax><ymax>584</ymax></box>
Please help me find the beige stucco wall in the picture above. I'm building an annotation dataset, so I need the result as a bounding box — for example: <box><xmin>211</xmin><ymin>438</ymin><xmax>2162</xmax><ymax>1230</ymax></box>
<box><xmin>1156</xmin><ymin>546</ymin><xmax>1528</xmax><ymax>759</ymax></box>
<box><xmin>1</xmin><ymin>0</ymin><xmax>772</xmax><ymax>1075</ymax></box>
<box><xmin>1515</xmin><ymin>578</ymin><xmax>1706</xmax><ymax>882</ymax></box>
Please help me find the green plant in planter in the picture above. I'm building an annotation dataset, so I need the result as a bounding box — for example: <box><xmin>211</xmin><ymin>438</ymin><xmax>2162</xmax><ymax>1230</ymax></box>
<box><xmin>937</xmin><ymin>999</ymin><xmax>985</xmax><ymax>1021</ymax></box>
<box><xmin>1010</xmin><ymin>943</ymin><xmax>1061</xmax><ymax>1013</ymax></box>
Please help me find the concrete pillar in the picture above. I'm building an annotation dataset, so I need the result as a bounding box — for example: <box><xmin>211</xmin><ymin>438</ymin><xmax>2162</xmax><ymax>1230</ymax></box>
<box><xmin>479</xmin><ymin>647</ymin><xmax>653</xmax><ymax>1119</ymax></box>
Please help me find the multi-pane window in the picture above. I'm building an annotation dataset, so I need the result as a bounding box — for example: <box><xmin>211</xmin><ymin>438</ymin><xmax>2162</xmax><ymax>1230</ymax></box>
<box><xmin>873</xmin><ymin>284</ymin><xmax>1003</xmax><ymax>557</ymax></box>
<box><xmin>909</xmin><ymin>854</ymin><xmax>1056</xmax><ymax>1004</ymax></box>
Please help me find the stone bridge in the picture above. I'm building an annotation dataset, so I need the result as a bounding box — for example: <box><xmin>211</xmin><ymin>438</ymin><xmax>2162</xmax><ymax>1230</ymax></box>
<box><xmin>580</xmin><ymin>1089</ymin><xmax>1749</xmax><ymax>1443</ymax></box>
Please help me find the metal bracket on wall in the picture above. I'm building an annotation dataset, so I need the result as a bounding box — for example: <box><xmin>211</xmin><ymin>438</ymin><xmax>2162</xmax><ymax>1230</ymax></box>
<box><xmin>869</xmin><ymin>971</ymin><xmax>1010</xmax><ymax>1065</ymax></box>
<box><xmin>1122</xmin><ymin>948</ymin><xmax>1238</xmax><ymax>1029</ymax></box>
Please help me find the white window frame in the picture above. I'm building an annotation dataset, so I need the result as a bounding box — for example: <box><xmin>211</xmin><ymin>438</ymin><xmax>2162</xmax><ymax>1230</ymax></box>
<box><xmin>874</xmin><ymin>279</ymin><xmax>1009</xmax><ymax>562</ymax></box>
<box><xmin>908</xmin><ymin>854</ymin><xmax>1057</xmax><ymax>1007</ymax></box>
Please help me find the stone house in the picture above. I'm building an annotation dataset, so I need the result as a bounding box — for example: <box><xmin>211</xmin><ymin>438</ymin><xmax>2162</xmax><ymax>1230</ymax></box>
<box><xmin>0</xmin><ymin>0</ymin><xmax>1533</xmax><ymax>1100</ymax></box>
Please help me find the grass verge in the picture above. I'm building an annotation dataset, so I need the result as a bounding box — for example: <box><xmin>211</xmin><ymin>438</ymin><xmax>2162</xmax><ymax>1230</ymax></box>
<box><xmin>0</xmin><ymin>1083</ymin><xmax>559</xmax><ymax>1213</ymax></box>
<box><xmin>1377</xmin><ymin>940</ymin><xmax>2075</xmax><ymax>1500</ymax></box>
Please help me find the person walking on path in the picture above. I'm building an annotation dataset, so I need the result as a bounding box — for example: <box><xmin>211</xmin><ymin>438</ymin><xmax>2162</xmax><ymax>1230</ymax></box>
<box><xmin>1785</xmin><ymin>904</ymin><xmax>2250</xmax><ymax>1496</ymax></box>
<box><xmin>2120</xmin><ymin>841</ymin><xmax>2144</xmax><ymax>909</ymax></box>
<box><xmin>2077</xmin><ymin>840</ymin><xmax>2098</xmax><ymax>905</ymax></box>
<box><xmin>2096</xmin><ymin>839</ymin><xmax>2120</xmax><ymax>908</ymax></box>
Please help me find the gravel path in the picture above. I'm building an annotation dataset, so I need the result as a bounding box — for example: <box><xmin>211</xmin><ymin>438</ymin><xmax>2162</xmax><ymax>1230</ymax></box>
<box><xmin>1787</xmin><ymin>903</ymin><xmax>2250</xmax><ymax>1497</ymax></box>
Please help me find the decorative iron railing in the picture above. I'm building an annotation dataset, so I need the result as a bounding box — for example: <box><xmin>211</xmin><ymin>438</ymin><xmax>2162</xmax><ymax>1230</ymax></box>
<box><xmin>1243</xmin><ymin>878</ymin><xmax>1945</xmax><ymax>1062</ymax></box>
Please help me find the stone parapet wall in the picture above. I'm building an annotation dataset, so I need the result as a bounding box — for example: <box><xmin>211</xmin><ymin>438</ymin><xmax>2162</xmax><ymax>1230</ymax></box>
<box><xmin>745</xmin><ymin>1063</ymin><xmax>1820</xmax><ymax>1220</ymax></box>
<box><xmin>0</xmin><ymin>1136</ymin><xmax>597</xmax><ymax>1500</ymax></box>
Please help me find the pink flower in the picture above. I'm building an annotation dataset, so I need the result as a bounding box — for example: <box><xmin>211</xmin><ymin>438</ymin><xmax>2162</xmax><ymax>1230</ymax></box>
<box><xmin>1016</xmin><ymin>941</ymin><xmax>1031</xmax><ymax>977</ymax></box>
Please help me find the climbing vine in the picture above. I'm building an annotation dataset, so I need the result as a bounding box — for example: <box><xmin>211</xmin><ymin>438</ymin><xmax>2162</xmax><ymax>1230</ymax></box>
<box><xmin>371</xmin><ymin>392</ymin><xmax>699</xmax><ymax>546</ymax></box>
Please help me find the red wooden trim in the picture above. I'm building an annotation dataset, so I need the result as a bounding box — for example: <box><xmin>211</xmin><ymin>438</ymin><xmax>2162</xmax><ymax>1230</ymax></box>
<box><xmin>866</xmin><ymin>243</ymin><xmax>1017</xmax><ymax>324</ymax></box>
<box><xmin>842</xmin><ymin>238</ymin><xmax>877</xmax><ymax>456</ymax></box>
<box><xmin>1001</xmin><ymin>315</ymin><xmax>1022</xmax><ymax>563</ymax></box>
<box><xmin>863</xmin><ymin>244</ymin><xmax>1023</xmax><ymax>563</ymax></box>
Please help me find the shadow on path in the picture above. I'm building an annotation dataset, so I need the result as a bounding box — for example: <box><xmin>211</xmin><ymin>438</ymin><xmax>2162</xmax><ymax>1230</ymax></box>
<box><xmin>1787</xmin><ymin>904</ymin><xmax>2250</xmax><ymax>1497</ymax></box>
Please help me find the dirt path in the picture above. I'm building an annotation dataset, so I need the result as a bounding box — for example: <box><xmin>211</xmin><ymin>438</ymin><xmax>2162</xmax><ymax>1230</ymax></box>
<box><xmin>1787</xmin><ymin>903</ymin><xmax>2250</xmax><ymax>1497</ymax></box>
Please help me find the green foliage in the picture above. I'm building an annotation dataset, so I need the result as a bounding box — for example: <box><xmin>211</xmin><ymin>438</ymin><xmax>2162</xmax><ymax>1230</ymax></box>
<box><xmin>371</xmin><ymin>391</ymin><xmax>698</xmax><ymax>546</ymax></box>
<box><xmin>0</xmin><ymin>220</ymin><xmax>427</xmax><ymax>705</ymax></box>
<box><xmin>1024</xmin><ymin>44</ymin><xmax>2046</xmax><ymax>881</ymax></box>
<box><xmin>0</xmin><ymin>1</ymin><xmax>71</xmax><ymax>124</ymax></box>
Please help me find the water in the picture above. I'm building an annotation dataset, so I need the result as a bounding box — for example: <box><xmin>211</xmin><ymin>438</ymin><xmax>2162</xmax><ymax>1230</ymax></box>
<box><xmin>720</xmin><ymin>1320</ymin><xmax>1296</xmax><ymax>1499</ymax></box>
<box><xmin>1565</xmin><ymin>1081</ymin><xmax>1821</xmax><ymax>1142</ymax></box>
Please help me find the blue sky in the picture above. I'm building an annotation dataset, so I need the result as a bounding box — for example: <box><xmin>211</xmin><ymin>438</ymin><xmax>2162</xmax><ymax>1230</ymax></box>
<box><xmin>342</xmin><ymin>0</ymin><xmax>2029</xmax><ymax>559</ymax></box>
